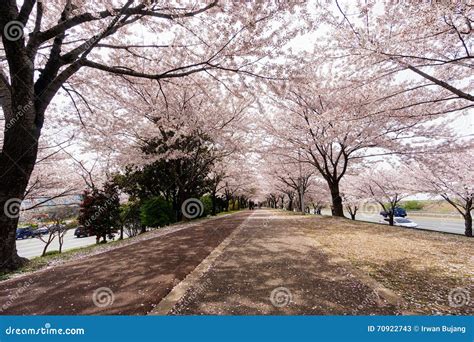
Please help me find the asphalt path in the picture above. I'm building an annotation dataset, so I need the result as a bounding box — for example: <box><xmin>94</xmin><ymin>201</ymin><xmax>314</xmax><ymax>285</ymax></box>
<box><xmin>319</xmin><ymin>210</ymin><xmax>465</xmax><ymax>235</ymax></box>
<box><xmin>356</xmin><ymin>213</ymin><xmax>465</xmax><ymax>235</ymax></box>
<box><xmin>16</xmin><ymin>229</ymin><xmax>100</xmax><ymax>259</ymax></box>
<box><xmin>1</xmin><ymin>212</ymin><xmax>250</xmax><ymax>315</ymax></box>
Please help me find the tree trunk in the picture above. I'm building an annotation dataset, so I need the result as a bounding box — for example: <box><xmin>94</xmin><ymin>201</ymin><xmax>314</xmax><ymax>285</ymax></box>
<box><xmin>41</xmin><ymin>242</ymin><xmax>50</xmax><ymax>257</ymax></box>
<box><xmin>211</xmin><ymin>192</ymin><xmax>217</xmax><ymax>215</ymax></box>
<box><xmin>0</xmin><ymin>31</ymin><xmax>41</xmax><ymax>271</ymax></box>
<box><xmin>42</xmin><ymin>244</ymin><xmax>48</xmax><ymax>257</ymax></box>
<box><xmin>464</xmin><ymin>211</ymin><xmax>472</xmax><ymax>237</ymax></box>
<box><xmin>0</xmin><ymin>99</ymin><xmax>38</xmax><ymax>271</ymax></box>
<box><xmin>0</xmin><ymin>217</ymin><xmax>27</xmax><ymax>271</ymax></box>
<box><xmin>388</xmin><ymin>212</ymin><xmax>394</xmax><ymax>226</ymax></box>
<box><xmin>349</xmin><ymin>207</ymin><xmax>358</xmax><ymax>220</ymax></box>
<box><xmin>329</xmin><ymin>182</ymin><xmax>344</xmax><ymax>217</ymax></box>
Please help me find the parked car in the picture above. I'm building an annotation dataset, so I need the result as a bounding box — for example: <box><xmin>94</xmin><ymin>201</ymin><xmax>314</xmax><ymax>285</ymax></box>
<box><xmin>74</xmin><ymin>226</ymin><xmax>91</xmax><ymax>238</ymax></box>
<box><xmin>33</xmin><ymin>227</ymin><xmax>49</xmax><ymax>237</ymax></box>
<box><xmin>16</xmin><ymin>227</ymin><xmax>34</xmax><ymax>239</ymax></box>
<box><xmin>380</xmin><ymin>207</ymin><xmax>407</xmax><ymax>218</ymax></box>
<box><xmin>379</xmin><ymin>217</ymin><xmax>418</xmax><ymax>228</ymax></box>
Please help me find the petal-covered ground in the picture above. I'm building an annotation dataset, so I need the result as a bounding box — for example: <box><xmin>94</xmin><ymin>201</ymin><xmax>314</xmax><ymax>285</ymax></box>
<box><xmin>171</xmin><ymin>211</ymin><xmax>472</xmax><ymax>315</ymax></box>
<box><xmin>1</xmin><ymin>210</ymin><xmax>472</xmax><ymax>315</ymax></box>
<box><xmin>171</xmin><ymin>210</ymin><xmax>400</xmax><ymax>315</ymax></box>
<box><xmin>0</xmin><ymin>212</ymin><xmax>250</xmax><ymax>315</ymax></box>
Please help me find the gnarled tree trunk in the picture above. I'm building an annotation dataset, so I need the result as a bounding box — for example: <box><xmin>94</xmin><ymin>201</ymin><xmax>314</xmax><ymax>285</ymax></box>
<box><xmin>329</xmin><ymin>182</ymin><xmax>344</xmax><ymax>217</ymax></box>
<box><xmin>464</xmin><ymin>211</ymin><xmax>472</xmax><ymax>237</ymax></box>
<box><xmin>0</xmin><ymin>44</ymin><xmax>39</xmax><ymax>270</ymax></box>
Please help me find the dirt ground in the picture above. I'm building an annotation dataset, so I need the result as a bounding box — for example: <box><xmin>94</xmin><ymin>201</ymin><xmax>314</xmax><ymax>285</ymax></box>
<box><xmin>170</xmin><ymin>211</ymin><xmax>472</xmax><ymax>315</ymax></box>
<box><xmin>1</xmin><ymin>209</ymin><xmax>471</xmax><ymax>315</ymax></box>
<box><xmin>0</xmin><ymin>212</ymin><xmax>250</xmax><ymax>315</ymax></box>
<box><xmin>298</xmin><ymin>215</ymin><xmax>473</xmax><ymax>315</ymax></box>
<box><xmin>171</xmin><ymin>210</ymin><xmax>400</xmax><ymax>315</ymax></box>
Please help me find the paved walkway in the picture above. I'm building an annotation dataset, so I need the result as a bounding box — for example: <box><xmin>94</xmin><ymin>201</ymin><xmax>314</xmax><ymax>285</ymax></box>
<box><xmin>170</xmin><ymin>210</ymin><xmax>400</xmax><ymax>314</ymax></box>
<box><xmin>0</xmin><ymin>210</ymin><xmax>400</xmax><ymax>315</ymax></box>
<box><xmin>0</xmin><ymin>212</ymin><xmax>250</xmax><ymax>315</ymax></box>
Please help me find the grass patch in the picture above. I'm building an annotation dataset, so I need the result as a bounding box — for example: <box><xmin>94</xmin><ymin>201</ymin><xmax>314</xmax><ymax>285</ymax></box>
<box><xmin>216</xmin><ymin>209</ymin><xmax>243</xmax><ymax>216</ymax></box>
<box><xmin>399</xmin><ymin>200</ymin><xmax>424</xmax><ymax>211</ymax></box>
<box><xmin>0</xmin><ymin>237</ymin><xmax>132</xmax><ymax>282</ymax></box>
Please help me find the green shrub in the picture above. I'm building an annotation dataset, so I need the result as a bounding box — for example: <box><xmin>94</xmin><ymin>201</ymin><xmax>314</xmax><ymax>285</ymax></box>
<box><xmin>120</xmin><ymin>201</ymin><xmax>142</xmax><ymax>236</ymax></box>
<box><xmin>200</xmin><ymin>195</ymin><xmax>213</xmax><ymax>217</ymax></box>
<box><xmin>140</xmin><ymin>197</ymin><xmax>174</xmax><ymax>227</ymax></box>
<box><xmin>400</xmin><ymin>200</ymin><xmax>424</xmax><ymax>211</ymax></box>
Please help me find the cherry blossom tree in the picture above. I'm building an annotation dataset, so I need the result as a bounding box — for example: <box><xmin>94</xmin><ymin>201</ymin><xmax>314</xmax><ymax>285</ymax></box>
<box><xmin>305</xmin><ymin>178</ymin><xmax>329</xmax><ymax>215</ymax></box>
<box><xmin>410</xmin><ymin>149</ymin><xmax>473</xmax><ymax>237</ymax></box>
<box><xmin>263</xmin><ymin>153</ymin><xmax>314</xmax><ymax>213</ymax></box>
<box><xmin>357</xmin><ymin>168</ymin><xmax>411</xmax><ymax>226</ymax></box>
<box><xmin>263</xmin><ymin>73</ymin><xmax>454</xmax><ymax>218</ymax></box>
<box><xmin>319</xmin><ymin>1</ymin><xmax>473</xmax><ymax>117</ymax></box>
<box><xmin>220</xmin><ymin>161</ymin><xmax>257</xmax><ymax>211</ymax></box>
<box><xmin>340</xmin><ymin>173</ymin><xmax>374</xmax><ymax>220</ymax></box>
<box><xmin>23</xmin><ymin>151</ymin><xmax>83</xmax><ymax>209</ymax></box>
<box><xmin>0</xmin><ymin>0</ymin><xmax>307</xmax><ymax>270</ymax></box>
<box><xmin>341</xmin><ymin>193</ymin><xmax>359</xmax><ymax>221</ymax></box>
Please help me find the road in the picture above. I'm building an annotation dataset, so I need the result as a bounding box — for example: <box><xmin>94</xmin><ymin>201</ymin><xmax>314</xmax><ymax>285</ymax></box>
<box><xmin>16</xmin><ymin>210</ymin><xmax>466</xmax><ymax>260</ymax></box>
<box><xmin>320</xmin><ymin>210</ymin><xmax>465</xmax><ymax>235</ymax></box>
<box><xmin>356</xmin><ymin>213</ymin><xmax>465</xmax><ymax>235</ymax></box>
<box><xmin>16</xmin><ymin>229</ymin><xmax>98</xmax><ymax>259</ymax></box>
